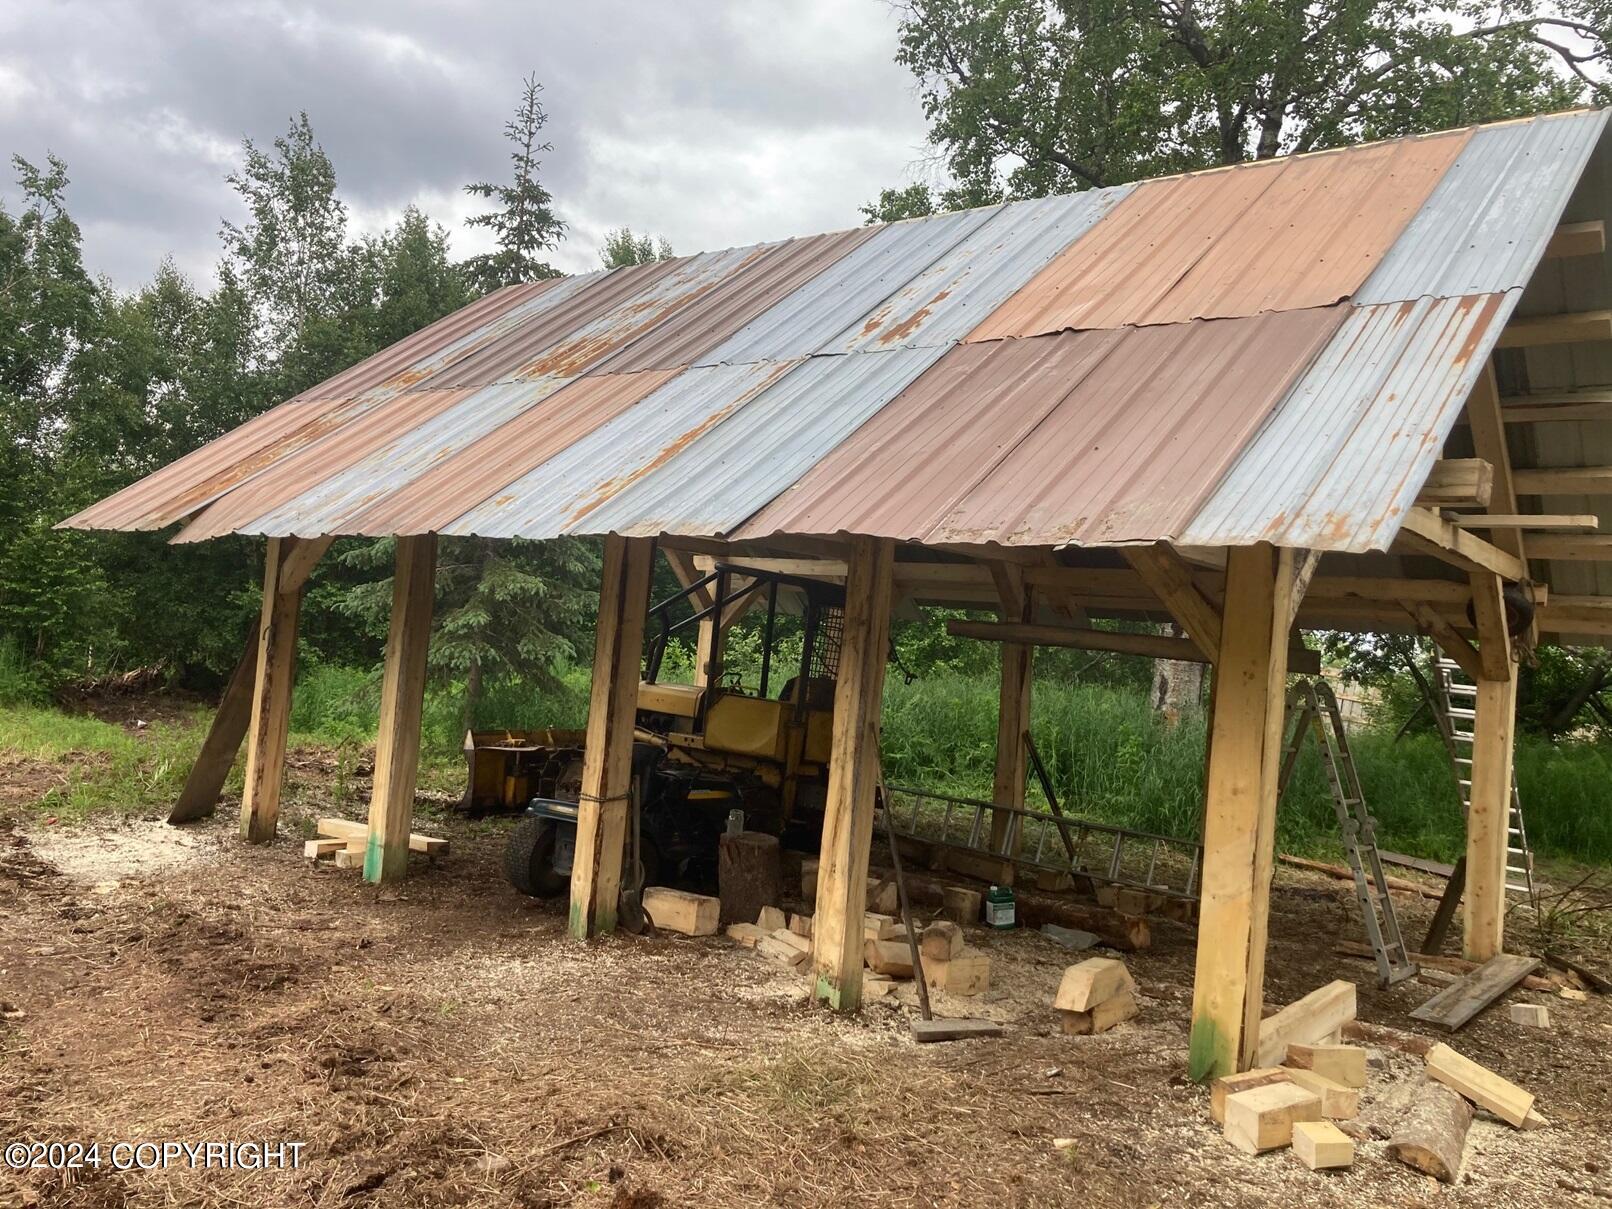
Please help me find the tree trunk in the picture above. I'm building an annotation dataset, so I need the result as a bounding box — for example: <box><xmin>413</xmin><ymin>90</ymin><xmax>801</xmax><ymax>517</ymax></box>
<box><xmin>462</xmin><ymin>653</ymin><xmax>482</xmax><ymax>735</ymax></box>
<box><xmin>1150</xmin><ymin>625</ymin><xmax>1204</xmax><ymax>726</ymax></box>
<box><xmin>1387</xmin><ymin>1080</ymin><xmax>1472</xmax><ymax>1183</ymax></box>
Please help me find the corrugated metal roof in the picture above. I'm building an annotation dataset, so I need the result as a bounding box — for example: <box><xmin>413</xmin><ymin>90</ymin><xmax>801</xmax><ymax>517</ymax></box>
<box><xmin>1357</xmin><ymin>110</ymin><xmax>1610</xmax><ymax>303</ymax></box>
<box><xmin>1180</xmin><ymin>292</ymin><xmax>1518</xmax><ymax>551</ymax></box>
<box><xmin>61</xmin><ymin>110</ymin><xmax>1612</xmax><ymax>577</ymax></box>
<box><xmin>966</xmin><ymin>129</ymin><xmax>1467</xmax><ymax>338</ymax></box>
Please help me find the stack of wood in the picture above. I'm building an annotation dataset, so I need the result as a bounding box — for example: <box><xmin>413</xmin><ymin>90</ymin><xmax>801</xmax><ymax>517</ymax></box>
<box><xmin>1053</xmin><ymin>958</ymin><xmax>1138</xmax><ymax>1035</ymax></box>
<box><xmin>917</xmin><ymin>920</ymin><xmax>990</xmax><ymax>995</ymax></box>
<box><xmin>304</xmin><ymin>817</ymin><xmax>448</xmax><ymax>869</ymax></box>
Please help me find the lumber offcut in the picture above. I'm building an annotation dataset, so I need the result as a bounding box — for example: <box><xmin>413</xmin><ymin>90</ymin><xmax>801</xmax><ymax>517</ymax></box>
<box><xmin>1284</xmin><ymin>1043</ymin><xmax>1366</xmax><ymax>1088</ymax></box>
<box><xmin>1425</xmin><ymin>1042</ymin><xmax>1534</xmax><ymax>1126</ymax></box>
<box><xmin>1283</xmin><ymin>1067</ymin><xmax>1360</xmax><ymax>1119</ymax></box>
<box><xmin>941</xmin><ymin>886</ymin><xmax>982</xmax><ymax>924</ymax></box>
<box><xmin>1387</xmin><ymin>1080</ymin><xmax>1473</xmax><ymax>1183</ymax></box>
<box><xmin>924</xmin><ymin>947</ymin><xmax>991</xmax><ymax>995</ymax></box>
<box><xmin>1210</xmin><ymin>1068</ymin><xmax>1293</xmax><ymax>1125</ymax></box>
<box><xmin>717</xmin><ymin>830</ymin><xmax>782</xmax><ymax>926</ymax></box>
<box><xmin>921</xmin><ymin>920</ymin><xmax>964</xmax><ymax>961</ymax></box>
<box><xmin>1223</xmin><ymin>1083</ymin><xmax>1322</xmax><ymax>1154</ymax></box>
<box><xmin>864</xmin><ymin>938</ymin><xmax>915</xmax><ymax>977</ymax></box>
<box><xmin>1292</xmin><ymin>1120</ymin><xmax>1354</xmax><ymax>1171</ymax></box>
<box><xmin>1255</xmin><ymin>980</ymin><xmax>1357</xmax><ymax>1067</ymax></box>
<box><xmin>1054</xmin><ymin>958</ymin><xmax>1136</xmax><ymax>1012</ymax></box>
<box><xmin>1409</xmin><ymin>953</ymin><xmax>1542</xmax><ymax>1032</ymax></box>
<box><xmin>642</xmin><ymin>887</ymin><xmax>720</xmax><ymax>937</ymax></box>
<box><xmin>1058</xmin><ymin>988</ymin><xmax>1138</xmax><ymax>1035</ymax></box>
<box><xmin>1334</xmin><ymin>941</ymin><xmax>1553</xmax><ymax>990</ymax></box>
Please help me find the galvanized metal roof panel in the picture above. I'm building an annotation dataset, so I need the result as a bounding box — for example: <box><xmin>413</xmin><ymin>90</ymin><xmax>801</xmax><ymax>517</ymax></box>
<box><xmin>967</xmin><ymin>129</ymin><xmax>1467</xmax><ymax>338</ymax></box>
<box><xmin>1357</xmin><ymin>110</ymin><xmax>1610</xmax><ymax>304</ymax></box>
<box><xmin>342</xmin><ymin>369</ymin><xmax>680</xmax><ymax>536</ymax></box>
<box><xmin>693</xmin><ymin>206</ymin><xmax>1000</xmax><ymax>366</ymax></box>
<box><xmin>822</xmin><ymin>190</ymin><xmax>1133</xmax><ymax>353</ymax></box>
<box><xmin>1180</xmin><ymin>293</ymin><xmax>1517</xmax><ymax>551</ymax></box>
<box><xmin>442</xmin><ymin>359</ymin><xmax>801</xmax><ymax>539</ymax></box>
<box><xmin>578</xmin><ymin>345</ymin><xmax>949</xmax><ymax>537</ymax></box>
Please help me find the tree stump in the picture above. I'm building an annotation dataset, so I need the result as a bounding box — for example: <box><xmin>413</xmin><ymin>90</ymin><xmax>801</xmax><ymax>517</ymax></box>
<box><xmin>1387</xmin><ymin>1079</ymin><xmax>1473</xmax><ymax>1183</ymax></box>
<box><xmin>717</xmin><ymin>831</ymin><xmax>782</xmax><ymax>925</ymax></box>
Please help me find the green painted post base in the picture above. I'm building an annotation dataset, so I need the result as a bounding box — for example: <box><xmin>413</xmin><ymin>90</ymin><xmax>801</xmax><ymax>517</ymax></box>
<box><xmin>567</xmin><ymin>898</ymin><xmax>615</xmax><ymax>940</ymax></box>
<box><xmin>362</xmin><ymin>834</ymin><xmax>406</xmax><ymax>884</ymax></box>
<box><xmin>1187</xmin><ymin>1016</ymin><xmax>1231</xmax><ymax>1083</ymax></box>
<box><xmin>813</xmin><ymin>973</ymin><xmax>862</xmax><ymax>1013</ymax></box>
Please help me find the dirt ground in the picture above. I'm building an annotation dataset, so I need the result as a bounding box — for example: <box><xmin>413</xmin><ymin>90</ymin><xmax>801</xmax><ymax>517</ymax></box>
<box><xmin>1</xmin><ymin>766</ymin><xmax>1610</xmax><ymax>1208</ymax></box>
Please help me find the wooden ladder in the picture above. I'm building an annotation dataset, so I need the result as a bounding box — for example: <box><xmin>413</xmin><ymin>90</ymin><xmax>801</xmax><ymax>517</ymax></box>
<box><xmin>1278</xmin><ymin>679</ymin><xmax>1420</xmax><ymax>987</ymax></box>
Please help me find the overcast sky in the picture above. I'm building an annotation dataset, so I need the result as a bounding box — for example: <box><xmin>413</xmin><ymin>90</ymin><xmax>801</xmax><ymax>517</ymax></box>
<box><xmin>0</xmin><ymin>0</ymin><xmax>936</xmax><ymax>292</ymax></box>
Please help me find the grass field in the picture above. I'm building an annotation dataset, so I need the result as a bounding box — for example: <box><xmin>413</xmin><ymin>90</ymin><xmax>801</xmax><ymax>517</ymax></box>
<box><xmin>5</xmin><ymin>662</ymin><xmax>1612</xmax><ymax>867</ymax></box>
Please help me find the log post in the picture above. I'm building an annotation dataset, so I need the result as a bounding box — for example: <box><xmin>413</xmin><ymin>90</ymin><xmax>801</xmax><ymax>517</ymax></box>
<box><xmin>811</xmin><ymin>535</ymin><xmax>895</xmax><ymax>1012</ymax></box>
<box><xmin>989</xmin><ymin>564</ymin><xmax>1032</xmax><ymax>859</ymax></box>
<box><xmin>239</xmin><ymin>537</ymin><xmax>303</xmax><ymax>843</ymax></box>
<box><xmin>1188</xmin><ymin>543</ymin><xmax>1303</xmax><ymax>1080</ymax></box>
<box><xmin>570</xmin><ymin>535</ymin><xmax>654</xmax><ymax>939</ymax></box>
<box><xmin>363</xmin><ymin>535</ymin><xmax>437</xmax><ymax>884</ymax></box>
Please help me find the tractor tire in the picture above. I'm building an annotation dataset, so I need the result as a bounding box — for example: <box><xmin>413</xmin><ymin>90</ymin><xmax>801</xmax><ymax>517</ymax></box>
<box><xmin>504</xmin><ymin>816</ymin><xmax>568</xmax><ymax>898</ymax></box>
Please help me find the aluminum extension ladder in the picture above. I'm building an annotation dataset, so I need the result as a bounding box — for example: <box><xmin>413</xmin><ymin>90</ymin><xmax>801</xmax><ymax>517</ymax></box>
<box><xmin>1432</xmin><ymin>657</ymin><xmax>1539</xmax><ymax>908</ymax></box>
<box><xmin>1278</xmin><ymin>679</ymin><xmax>1419</xmax><ymax>987</ymax></box>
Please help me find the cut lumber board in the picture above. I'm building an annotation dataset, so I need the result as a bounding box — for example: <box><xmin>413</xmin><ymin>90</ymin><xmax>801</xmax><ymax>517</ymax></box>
<box><xmin>304</xmin><ymin>838</ymin><xmax>346</xmax><ymax>861</ymax></box>
<box><xmin>642</xmin><ymin>887</ymin><xmax>720</xmax><ymax>937</ymax></box>
<box><xmin>923</xmin><ymin>947</ymin><xmax>990</xmax><ymax>995</ymax></box>
<box><xmin>756</xmin><ymin>905</ymin><xmax>787</xmax><ymax>933</ymax></box>
<box><xmin>1210</xmin><ymin>1067</ymin><xmax>1292</xmax><ymax>1125</ymax></box>
<box><xmin>1256</xmin><ymin>980</ymin><xmax>1357</xmax><ymax>1067</ymax></box>
<box><xmin>1509</xmin><ymin>1003</ymin><xmax>1550</xmax><ymax>1028</ymax></box>
<box><xmin>1293</xmin><ymin>1120</ymin><xmax>1354</xmax><ymax>1170</ymax></box>
<box><xmin>757</xmin><ymin>934</ymin><xmax>807</xmax><ymax>967</ymax></box>
<box><xmin>1285</xmin><ymin>1043</ymin><xmax>1366</xmax><ymax>1088</ymax></box>
<box><xmin>1334</xmin><ymin>941</ymin><xmax>1554</xmax><ymax>991</ymax></box>
<box><xmin>1224</xmin><ymin>1083</ymin><xmax>1322</xmax><ymax>1154</ymax></box>
<box><xmin>1409</xmin><ymin>953</ymin><xmax>1542</xmax><ymax>1032</ymax></box>
<box><xmin>1278</xmin><ymin>853</ymin><xmax>1440</xmax><ymax>899</ymax></box>
<box><xmin>788</xmin><ymin>913</ymin><xmax>813</xmax><ymax>938</ymax></box>
<box><xmin>910</xmin><ymin>1017</ymin><xmax>1004</xmax><ymax>1043</ymax></box>
<box><xmin>1545</xmin><ymin>953</ymin><xmax>1612</xmax><ymax>993</ymax></box>
<box><xmin>1425</xmin><ymin>1042</ymin><xmax>1534</xmax><ymax>1126</ymax></box>
<box><xmin>941</xmin><ymin>886</ymin><xmax>982</xmax><ymax>924</ymax></box>
<box><xmin>1057</xmin><ymin>988</ymin><xmax>1138</xmax><ymax>1035</ymax></box>
<box><xmin>726</xmin><ymin>922</ymin><xmax>766</xmax><ymax>947</ymax></box>
<box><xmin>864</xmin><ymin>938</ymin><xmax>915</xmax><ymax>977</ymax></box>
<box><xmin>1388</xmin><ymin>1080</ymin><xmax>1472</xmax><ymax>1182</ymax></box>
<box><xmin>1054</xmin><ymin>958</ymin><xmax>1135</xmax><ymax>1012</ymax></box>
<box><xmin>921</xmin><ymin>920</ymin><xmax>964</xmax><ymax>961</ymax></box>
<box><xmin>333</xmin><ymin>848</ymin><xmax>363</xmax><ymax>870</ymax></box>
<box><xmin>1283</xmin><ymin>1067</ymin><xmax>1359</xmax><ymax>1119</ymax></box>
<box><xmin>317</xmin><ymin>816</ymin><xmax>448</xmax><ymax>856</ymax></box>
<box><xmin>1379</xmin><ymin>851</ymin><xmax>1455</xmax><ymax>879</ymax></box>
<box><xmin>771</xmin><ymin>928</ymin><xmax>811</xmax><ymax>957</ymax></box>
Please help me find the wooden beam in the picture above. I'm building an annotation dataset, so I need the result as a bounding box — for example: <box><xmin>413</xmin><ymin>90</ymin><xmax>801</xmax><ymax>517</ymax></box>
<box><xmin>170</xmin><ymin>630</ymin><xmax>259</xmax><ymax>824</ymax></box>
<box><xmin>1415</xmin><ymin>459</ymin><xmax>1493</xmax><ymax>510</ymax></box>
<box><xmin>239</xmin><ymin>538</ymin><xmax>302</xmax><ymax>844</ymax></box>
<box><xmin>1396</xmin><ymin>508</ymin><xmax>1524</xmax><ymax>580</ymax></box>
<box><xmin>1189</xmin><ymin>544</ymin><xmax>1302</xmax><ymax>1079</ymax></box>
<box><xmin>1513</xmin><ymin>465</ymin><xmax>1612</xmax><ymax>495</ymax></box>
<box><xmin>990</xmin><ymin>564</ymin><xmax>1033</xmax><ymax>857</ymax></box>
<box><xmin>1464</xmin><ymin>672</ymin><xmax>1517</xmax><ymax>962</ymax></box>
<box><xmin>1124</xmin><ymin>544</ymin><xmax>1222</xmax><ymax>661</ymax></box>
<box><xmin>946</xmin><ymin>619</ymin><xmax>1321</xmax><ymax>673</ymax></box>
<box><xmin>811</xmin><ymin>536</ymin><xmax>895</xmax><ymax>1012</ymax></box>
<box><xmin>1523</xmin><ymin>534</ymin><xmax>1612</xmax><ymax>560</ymax></box>
<box><xmin>1501</xmin><ymin>389</ymin><xmax>1612</xmax><ymax>424</ymax></box>
<box><xmin>363</xmin><ymin>535</ymin><xmax>437</xmax><ymax>884</ymax></box>
<box><xmin>277</xmin><ymin>535</ymin><xmax>335</xmax><ymax>594</ymax></box>
<box><xmin>1450</xmin><ymin>513</ymin><xmax>1599</xmax><ymax>531</ymax></box>
<box><xmin>1496</xmin><ymin>309</ymin><xmax>1612</xmax><ymax>349</ymax></box>
<box><xmin>571</xmin><ymin>535</ymin><xmax>655</xmax><ymax>939</ymax></box>
<box><xmin>1467</xmin><ymin>573</ymin><xmax>1512</xmax><ymax>681</ymax></box>
<box><xmin>1406</xmin><ymin>602</ymin><xmax>1484</xmax><ymax>683</ymax></box>
<box><xmin>1464</xmin><ymin>364</ymin><xmax>1522</xmax><ymax>560</ymax></box>
<box><xmin>1545</xmin><ymin>219</ymin><xmax>1604</xmax><ymax>259</ymax></box>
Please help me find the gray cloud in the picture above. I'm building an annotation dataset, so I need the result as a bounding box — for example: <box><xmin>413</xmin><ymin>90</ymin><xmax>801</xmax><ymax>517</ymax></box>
<box><xmin>0</xmin><ymin>0</ymin><xmax>934</xmax><ymax>289</ymax></box>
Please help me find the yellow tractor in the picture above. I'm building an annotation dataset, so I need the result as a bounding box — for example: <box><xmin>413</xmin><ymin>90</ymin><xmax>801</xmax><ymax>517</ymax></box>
<box><xmin>462</xmin><ymin>565</ymin><xmax>843</xmax><ymax>897</ymax></box>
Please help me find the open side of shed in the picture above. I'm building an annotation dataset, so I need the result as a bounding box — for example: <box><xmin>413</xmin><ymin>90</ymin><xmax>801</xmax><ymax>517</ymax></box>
<box><xmin>59</xmin><ymin>108</ymin><xmax>1612</xmax><ymax>1080</ymax></box>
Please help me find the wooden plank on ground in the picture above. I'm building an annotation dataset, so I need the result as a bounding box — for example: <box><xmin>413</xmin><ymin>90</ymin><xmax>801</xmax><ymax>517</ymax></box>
<box><xmin>1255</xmin><ymin>980</ymin><xmax>1357</xmax><ymax>1068</ymax></box>
<box><xmin>1408</xmin><ymin>954</ymin><xmax>1543</xmax><ymax>1033</ymax></box>
<box><xmin>910</xmin><ymin>1017</ymin><xmax>1004</xmax><ymax>1043</ymax></box>
<box><xmin>1379</xmin><ymin>851</ymin><xmax>1455</xmax><ymax>879</ymax></box>
<box><xmin>1425</xmin><ymin>1041</ymin><xmax>1534</xmax><ymax>1127</ymax></box>
<box><xmin>1333</xmin><ymin>940</ymin><xmax>1553</xmax><ymax>991</ymax></box>
<box><xmin>316</xmin><ymin>817</ymin><xmax>447</xmax><ymax>856</ymax></box>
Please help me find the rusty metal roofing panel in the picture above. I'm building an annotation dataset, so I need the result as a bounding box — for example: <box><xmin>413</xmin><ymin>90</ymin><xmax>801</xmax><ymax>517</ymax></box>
<box><xmin>577</xmin><ymin>346</ymin><xmax>950</xmax><ymax>537</ymax></box>
<box><xmin>1180</xmin><ymin>293</ymin><xmax>1517</xmax><ymax>551</ymax></box>
<box><xmin>694</xmin><ymin>206</ymin><xmax>1001</xmax><ymax>366</ymax></box>
<box><xmin>587</xmin><ymin>228</ymin><xmax>878</xmax><ymax>374</ymax></box>
<box><xmin>823</xmin><ymin>190</ymin><xmax>1133</xmax><ymax>353</ymax></box>
<box><xmin>175</xmin><ymin>388</ymin><xmax>478</xmax><ymax>542</ymax></box>
<box><xmin>967</xmin><ymin>129</ymin><xmax>1467</xmax><ymax>338</ymax></box>
<box><xmin>932</xmin><ymin>307</ymin><xmax>1348</xmax><ymax>546</ymax></box>
<box><xmin>1358</xmin><ymin>111</ymin><xmax>1610</xmax><ymax>304</ymax></box>
<box><xmin>442</xmin><ymin>359</ymin><xmax>801</xmax><ymax>539</ymax></box>
<box><xmin>343</xmin><ymin>369</ymin><xmax>679</xmax><ymax>536</ymax></box>
<box><xmin>739</xmin><ymin>330</ymin><xmax>1128</xmax><ymax>541</ymax></box>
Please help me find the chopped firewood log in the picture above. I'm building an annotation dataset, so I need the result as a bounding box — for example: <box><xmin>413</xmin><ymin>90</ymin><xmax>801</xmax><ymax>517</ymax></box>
<box><xmin>921</xmin><ymin>920</ymin><xmax>964</xmax><ymax>961</ymax></box>
<box><xmin>1387</xmin><ymin>1080</ymin><xmax>1472</xmax><ymax>1182</ymax></box>
<box><xmin>756</xmin><ymin>905</ymin><xmax>787</xmax><ymax>933</ymax></box>
<box><xmin>864</xmin><ymin>938</ymin><xmax>915</xmax><ymax>978</ymax></box>
<box><xmin>1509</xmin><ymin>1003</ymin><xmax>1550</xmax><ymax>1028</ymax></box>
<box><xmin>942</xmin><ymin>886</ymin><xmax>982</xmax><ymax>924</ymax></box>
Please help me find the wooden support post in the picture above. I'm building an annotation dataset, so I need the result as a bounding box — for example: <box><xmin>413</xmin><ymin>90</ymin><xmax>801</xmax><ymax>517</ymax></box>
<box><xmin>363</xmin><ymin>535</ymin><xmax>437</xmax><ymax>884</ymax></box>
<box><xmin>1463</xmin><ymin>673</ymin><xmax>1517</xmax><ymax>962</ymax></box>
<box><xmin>990</xmin><ymin>564</ymin><xmax>1032</xmax><ymax>858</ymax></box>
<box><xmin>1189</xmin><ymin>543</ymin><xmax>1304</xmax><ymax>1080</ymax></box>
<box><xmin>811</xmin><ymin>535</ymin><xmax>895</xmax><ymax>1012</ymax></box>
<box><xmin>239</xmin><ymin>538</ymin><xmax>303</xmax><ymax>843</ymax></box>
<box><xmin>570</xmin><ymin>535</ymin><xmax>654</xmax><ymax>939</ymax></box>
<box><xmin>179</xmin><ymin>536</ymin><xmax>331</xmax><ymax>826</ymax></box>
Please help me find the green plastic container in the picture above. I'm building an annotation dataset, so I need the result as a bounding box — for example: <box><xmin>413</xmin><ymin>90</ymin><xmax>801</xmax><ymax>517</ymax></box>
<box><xmin>984</xmin><ymin>884</ymin><xmax>1016</xmax><ymax>929</ymax></box>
